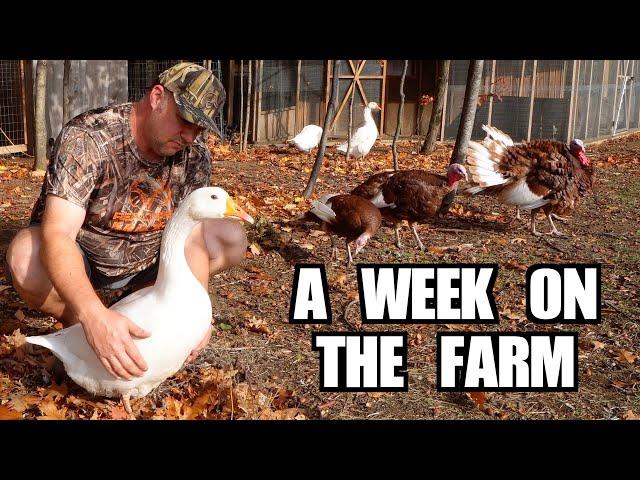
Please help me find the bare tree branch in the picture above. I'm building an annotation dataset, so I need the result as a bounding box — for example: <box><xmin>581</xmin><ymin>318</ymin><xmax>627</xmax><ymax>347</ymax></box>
<box><xmin>239</xmin><ymin>60</ymin><xmax>244</xmax><ymax>152</ymax></box>
<box><xmin>392</xmin><ymin>60</ymin><xmax>408</xmax><ymax>171</ymax></box>
<box><xmin>34</xmin><ymin>60</ymin><xmax>48</xmax><ymax>171</ymax></box>
<box><xmin>439</xmin><ymin>60</ymin><xmax>484</xmax><ymax>214</ymax></box>
<box><xmin>302</xmin><ymin>60</ymin><xmax>341</xmax><ymax>199</ymax></box>
<box><xmin>63</xmin><ymin>60</ymin><xmax>72</xmax><ymax>126</ymax></box>
<box><xmin>421</xmin><ymin>60</ymin><xmax>450</xmax><ymax>154</ymax></box>
<box><xmin>345</xmin><ymin>61</ymin><xmax>357</xmax><ymax>163</ymax></box>
<box><xmin>243</xmin><ymin>60</ymin><xmax>252</xmax><ymax>152</ymax></box>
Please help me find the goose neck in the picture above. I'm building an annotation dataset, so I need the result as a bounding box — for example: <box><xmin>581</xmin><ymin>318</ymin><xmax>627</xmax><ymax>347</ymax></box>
<box><xmin>155</xmin><ymin>204</ymin><xmax>201</xmax><ymax>293</ymax></box>
<box><xmin>363</xmin><ymin>107</ymin><xmax>374</xmax><ymax>124</ymax></box>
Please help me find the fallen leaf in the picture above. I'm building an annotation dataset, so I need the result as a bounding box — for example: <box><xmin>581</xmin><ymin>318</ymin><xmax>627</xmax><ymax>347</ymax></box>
<box><xmin>30</xmin><ymin>170</ymin><xmax>46</xmax><ymax>178</ymax></box>
<box><xmin>613</xmin><ymin>349</ymin><xmax>637</xmax><ymax>364</ymax></box>
<box><xmin>272</xmin><ymin>389</ymin><xmax>295</xmax><ymax>409</ymax></box>
<box><xmin>164</xmin><ymin>397</ymin><xmax>185</xmax><ymax>419</ymax></box>
<box><xmin>249</xmin><ymin>243</ymin><xmax>262</xmax><ymax>255</ymax></box>
<box><xmin>318</xmin><ymin>400</ymin><xmax>336</xmax><ymax>410</ymax></box>
<box><xmin>14</xmin><ymin>310</ymin><xmax>25</xmax><ymax>321</ymax></box>
<box><xmin>247</xmin><ymin>317</ymin><xmax>271</xmax><ymax>336</ymax></box>
<box><xmin>4</xmin><ymin>328</ymin><xmax>26</xmax><ymax>348</ymax></box>
<box><xmin>37</xmin><ymin>399</ymin><xmax>67</xmax><ymax>420</ymax></box>
<box><xmin>0</xmin><ymin>405</ymin><xmax>23</xmax><ymax>420</ymax></box>
<box><xmin>9</xmin><ymin>395</ymin><xmax>39</xmax><ymax>413</ymax></box>
<box><xmin>468</xmin><ymin>392</ymin><xmax>486</xmax><ymax>410</ymax></box>
<box><xmin>622</xmin><ymin>410</ymin><xmax>639</xmax><ymax>420</ymax></box>
<box><xmin>109</xmin><ymin>404</ymin><xmax>130</xmax><ymax>420</ymax></box>
<box><xmin>43</xmin><ymin>381</ymin><xmax>68</xmax><ymax>401</ymax></box>
<box><xmin>299</xmin><ymin>243</ymin><xmax>315</xmax><ymax>250</ymax></box>
<box><xmin>505</xmin><ymin>259</ymin><xmax>528</xmax><ymax>271</ymax></box>
<box><xmin>332</xmin><ymin>273</ymin><xmax>347</xmax><ymax>285</ymax></box>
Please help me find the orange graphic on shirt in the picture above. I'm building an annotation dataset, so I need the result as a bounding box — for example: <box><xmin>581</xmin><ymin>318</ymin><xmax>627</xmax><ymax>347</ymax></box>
<box><xmin>110</xmin><ymin>179</ymin><xmax>174</xmax><ymax>233</ymax></box>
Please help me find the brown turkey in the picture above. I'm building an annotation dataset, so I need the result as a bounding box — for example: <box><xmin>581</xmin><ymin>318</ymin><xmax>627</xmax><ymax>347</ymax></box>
<box><xmin>465</xmin><ymin>125</ymin><xmax>594</xmax><ymax>236</ymax></box>
<box><xmin>351</xmin><ymin>164</ymin><xmax>468</xmax><ymax>249</ymax></box>
<box><xmin>302</xmin><ymin>193</ymin><xmax>382</xmax><ymax>264</ymax></box>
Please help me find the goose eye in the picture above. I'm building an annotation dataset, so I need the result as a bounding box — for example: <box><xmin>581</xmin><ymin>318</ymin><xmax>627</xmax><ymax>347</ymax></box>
<box><xmin>211</xmin><ymin>194</ymin><xmax>218</xmax><ymax>200</ymax></box>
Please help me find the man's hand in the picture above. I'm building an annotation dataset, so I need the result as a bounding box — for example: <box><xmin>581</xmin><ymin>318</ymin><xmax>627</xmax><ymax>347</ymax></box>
<box><xmin>184</xmin><ymin>325</ymin><xmax>213</xmax><ymax>365</ymax></box>
<box><xmin>81</xmin><ymin>308</ymin><xmax>151</xmax><ymax>380</ymax></box>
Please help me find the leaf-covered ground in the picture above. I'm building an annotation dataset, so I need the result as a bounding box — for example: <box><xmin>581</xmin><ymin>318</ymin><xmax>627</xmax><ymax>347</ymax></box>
<box><xmin>0</xmin><ymin>134</ymin><xmax>638</xmax><ymax>420</ymax></box>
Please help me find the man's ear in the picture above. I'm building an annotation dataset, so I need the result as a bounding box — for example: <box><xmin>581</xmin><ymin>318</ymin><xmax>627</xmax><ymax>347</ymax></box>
<box><xmin>149</xmin><ymin>84</ymin><xmax>166</xmax><ymax>110</ymax></box>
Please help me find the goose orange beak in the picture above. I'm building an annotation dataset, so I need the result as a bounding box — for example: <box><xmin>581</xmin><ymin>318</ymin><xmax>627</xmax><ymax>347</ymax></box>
<box><xmin>225</xmin><ymin>197</ymin><xmax>254</xmax><ymax>224</ymax></box>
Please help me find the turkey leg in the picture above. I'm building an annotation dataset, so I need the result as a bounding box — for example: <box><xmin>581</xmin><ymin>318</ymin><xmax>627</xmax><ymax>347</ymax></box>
<box><xmin>394</xmin><ymin>224</ymin><xmax>403</xmax><ymax>248</ymax></box>
<box><xmin>410</xmin><ymin>223</ymin><xmax>425</xmax><ymax>250</ymax></box>
<box><xmin>546</xmin><ymin>213</ymin><xmax>565</xmax><ymax>236</ymax></box>
<box><xmin>330</xmin><ymin>235</ymin><xmax>339</xmax><ymax>261</ymax></box>
<box><xmin>530</xmin><ymin>211</ymin><xmax>542</xmax><ymax>236</ymax></box>
<box><xmin>346</xmin><ymin>241</ymin><xmax>354</xmax><ymax>265</ymax></box>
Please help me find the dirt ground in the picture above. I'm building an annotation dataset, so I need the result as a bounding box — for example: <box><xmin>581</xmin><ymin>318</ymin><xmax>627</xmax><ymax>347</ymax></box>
<box><xmin>0</xmin><ymin>133</ymin><xmax>638</xmax><ymax>420</ymax></box>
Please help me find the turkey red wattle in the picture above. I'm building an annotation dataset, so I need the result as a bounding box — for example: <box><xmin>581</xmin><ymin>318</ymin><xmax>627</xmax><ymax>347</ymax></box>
<box><xmin>447</xmin><ymin>164</ymin><xmax>468</xmax><ymax>187</ymax></box>
<box><xmin>576</xmin><ymin>151</ymin><xmax>589</xmax><ymax>166</ymax></box>
<box><xmin>570</xmin><ymin>139</ymin><xmax>589</xmax><ymax>166</ymax></box>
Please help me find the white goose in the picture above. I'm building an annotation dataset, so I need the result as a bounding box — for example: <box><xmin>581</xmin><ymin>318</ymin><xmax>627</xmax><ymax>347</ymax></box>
<box><xmin>26</xmin><ymin>187</ymin><xmax>254</xmax><ymax>417</ymax></box>
<box><xmin>288</xmin><ymin>124</ymin><xmax>323</xmax><ymax>152</ymax></box>
<box><xmin>336</xmin><ymin>101</ymin><xmax>381</xmax><ymax>159</ymax></box>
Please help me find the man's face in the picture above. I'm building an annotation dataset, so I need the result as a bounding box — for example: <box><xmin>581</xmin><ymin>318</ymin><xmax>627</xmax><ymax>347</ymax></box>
<box><xmin>145</xmin><ymin>86</ymin><xmax>205</xmax><ymax>157</ymax></box>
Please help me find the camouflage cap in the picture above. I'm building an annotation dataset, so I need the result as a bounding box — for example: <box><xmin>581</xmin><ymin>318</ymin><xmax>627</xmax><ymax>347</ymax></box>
<box><xmin>158</xmin><ymin>62</ymin><xmax>226</xmax><ymax>138</ymax></box>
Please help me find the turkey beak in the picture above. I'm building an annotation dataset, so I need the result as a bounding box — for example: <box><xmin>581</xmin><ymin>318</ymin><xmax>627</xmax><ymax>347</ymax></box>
<box><xmin>225</xmin><ymin>198</ymin><xmax>254</xmax><ymax>224</ymax></box>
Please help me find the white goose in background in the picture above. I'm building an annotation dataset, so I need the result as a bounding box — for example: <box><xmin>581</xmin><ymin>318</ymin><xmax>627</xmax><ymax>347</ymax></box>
<box><xmin>336</xmin><ymin>101</ymin><xmax>381</xmax><ymax>159</ymax></box>
<box><xmin>288</xmin><ymin>124</ymin><xmax>323</xmax><ymax>152</ymax></box>
<box><xmin>26</xmin><ymin>187</ymin><xmax>254</xmax><ymax>417</ymax></box>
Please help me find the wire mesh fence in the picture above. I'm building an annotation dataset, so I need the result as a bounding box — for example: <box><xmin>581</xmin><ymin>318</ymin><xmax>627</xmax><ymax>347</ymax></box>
<box><xmin>0</xmin><ymin>60</ymin><xmax>26</xmax><ymax>156</ymax></box>
<box><xmin>3</xmin><ymin>59</ymin><xmax>639</xmax><ymax>159</ymax></box>
<box><xmin>442</xmin><ymin>59</ymin><xmax>640</xmax><ymax>144</ymax></box>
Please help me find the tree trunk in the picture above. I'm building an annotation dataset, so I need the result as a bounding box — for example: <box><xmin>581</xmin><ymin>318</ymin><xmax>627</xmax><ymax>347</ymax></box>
<box><xmin>302</xmin><ymin>60</ymin><xmax>341</xmax><ymax>199</ymax></box>
<box><xmin>345</xmin><ymin>61</ymin><xmax>357</xmax><ymax>162</ymax></box>
<box><xmin>62</xmin><ymin>60</ymin><xmax>72</xmax><ymax>126</ymax></box>
<box><xmin>243</xmin><ymin>60</ymin><xmax>252</xmax><ymax>152</ymax></box>
<box><xmin>438</xmin><ymin>60</ymin><xmax>484</xmax><ymax>214</ymax></box>
<box><xmin>392</xmin><ymin>60</ymin><xmax>408</xmax><ymax>171</ymax></box>
<box><xmin>421</xmin><ymin>60</ymin><xmax>450</xmax><ymax>154</ymax></box>
<box><xmin>239</xmin><ymin>60</ymin><xmax>244</xmax><ymax>151</ymax></box>
<box><xmin>34</xmin><ymin>60</ymin><xmax>48</xmax><ymax>171</ymax></box>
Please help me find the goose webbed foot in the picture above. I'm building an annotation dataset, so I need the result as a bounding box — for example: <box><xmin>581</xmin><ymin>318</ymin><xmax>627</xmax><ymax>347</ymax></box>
<box><xmin>122</xmin><ymin>393</ymin><xmax>136</xmax><ymax>420</ymax></box>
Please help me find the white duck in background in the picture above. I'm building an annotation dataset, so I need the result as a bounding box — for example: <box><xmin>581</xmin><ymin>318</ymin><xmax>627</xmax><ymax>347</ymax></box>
<box><xmin>26</xmin><ymin>187</ymin><xmax>254</xmax><ymax>417</ymax></box>
<box><xmin>336</xmin><ymin>101</ymin><xmax>381</xmax><ymax>159</ymax></box>
<box><xmin>288</xmin><ymin>124</ymin><xmax>323</xmax><ymax>152</ymax></box>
